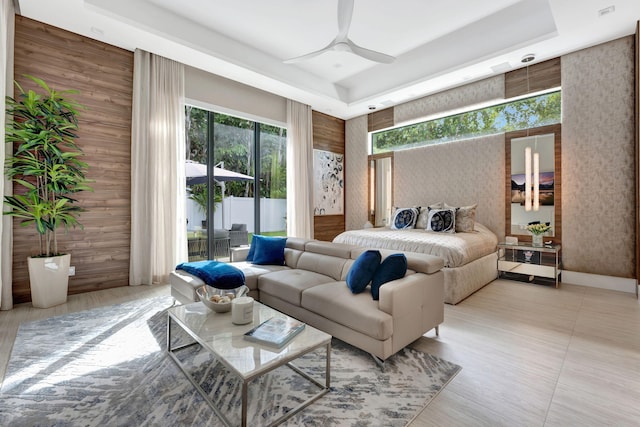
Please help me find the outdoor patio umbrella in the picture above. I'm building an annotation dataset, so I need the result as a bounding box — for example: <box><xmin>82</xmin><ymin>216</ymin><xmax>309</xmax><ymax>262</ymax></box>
<box><xmin>185</xmin><ymin>160</ymin><xmax>254</xmax><ymax>229</ymax></box>
<box><xmin>185</xmin><ymin>160</ymin><xmax>253</xmax><ymax>185</ymax></box>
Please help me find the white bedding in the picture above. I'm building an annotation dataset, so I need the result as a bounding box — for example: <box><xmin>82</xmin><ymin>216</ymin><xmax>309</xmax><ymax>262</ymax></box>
<box><xmin>333</xmin><ymin>223</ymin><xmax>498</xmax><ymax>268</ymax></box>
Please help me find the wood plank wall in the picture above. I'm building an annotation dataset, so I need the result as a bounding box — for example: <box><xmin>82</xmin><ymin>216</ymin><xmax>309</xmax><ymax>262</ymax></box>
<box><xmin>312</xmin><ymin>111</ymin><xmax>345</xmax><ymax>241</ymax></box>
<box><xmin>368</xmin><ymin>107</ymin><xmax>394</xmax><ymax>132</ymax></box>
<box><xmin>636</xmin><ymin>21</ymin><xmax>639</xmax><ymax>282</ymax></box>
<box><xmin>12</xmin><ymin>16</ymin><xmax>134</xmax><ymax>303</ymax></box>
<box><xmin>505</xmin><ymin>57</ymin><xmax>561</xmax><ymax>98</ymax></box>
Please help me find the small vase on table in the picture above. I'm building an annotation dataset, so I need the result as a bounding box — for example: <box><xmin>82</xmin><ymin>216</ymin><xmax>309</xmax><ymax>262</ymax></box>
<box><xmin>531</xmin><ymin>234</ymin><xmax>543</xmax><ymax>247</ymax></box>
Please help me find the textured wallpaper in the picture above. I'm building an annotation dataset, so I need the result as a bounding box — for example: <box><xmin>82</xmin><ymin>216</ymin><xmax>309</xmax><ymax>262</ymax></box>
<box><xmin>394</xmin><ymin>75</ymin><xmax>504</xmax><ymax>125</ymax></box>
<box><xmin>344</xmin><ymin>36</ymin><xmax>636</xmax><ymax>280</ymax></box>
<box><xmin>345</xmin><ymin>116</ymin><xmax>369</xmax><ymax>231</ymax></box>
<box><xmin>561</xmin><ymin>36</ymin><xmax>635</xmax><ymax>277</ymax></box>
<box><xmin>394</xmin><ymin>135</ymin><xmax>506</xmax><ymax>240</ymax></box>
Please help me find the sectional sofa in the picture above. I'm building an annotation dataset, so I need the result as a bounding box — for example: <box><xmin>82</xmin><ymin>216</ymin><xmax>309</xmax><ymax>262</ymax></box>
<box><xmin>170</xmin><ymin>237</ymin><xmax>445</xmax><ymax>362</ymax></box>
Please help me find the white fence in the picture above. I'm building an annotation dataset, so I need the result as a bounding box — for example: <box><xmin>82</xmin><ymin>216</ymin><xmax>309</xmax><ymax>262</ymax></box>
<box><xmin>186</xmin><ymin>196</ymin><xmax>286</xmax><ymax>233</ymax></box>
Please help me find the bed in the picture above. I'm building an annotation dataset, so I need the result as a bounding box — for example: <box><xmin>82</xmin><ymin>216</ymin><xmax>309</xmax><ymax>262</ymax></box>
<box><xmin>333</xmin><ymin>223</ymin><xmax>498</xmax><ymax>304</ymax></box>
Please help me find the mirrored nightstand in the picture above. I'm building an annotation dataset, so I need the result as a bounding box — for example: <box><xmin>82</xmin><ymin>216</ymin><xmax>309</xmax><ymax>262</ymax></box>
<box><xmin>497</xmin><ymin>242</ymin><xmax>561</xmax><ymax>287</ymax></box>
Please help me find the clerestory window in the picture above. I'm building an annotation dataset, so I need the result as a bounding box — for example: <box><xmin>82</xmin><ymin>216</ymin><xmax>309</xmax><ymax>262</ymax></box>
<box><xmin>371</xmin><ymin>90</ymin><xmax>561</xmax><ymax>154</ymax></box>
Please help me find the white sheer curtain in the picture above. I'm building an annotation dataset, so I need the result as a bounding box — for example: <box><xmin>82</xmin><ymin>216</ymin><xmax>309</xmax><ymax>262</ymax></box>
<box><xmin>130</xmin><ymin>49</ymin><xmax>187</xmax><ymax>286</ymax></box>
<box><xmin>1</xmin><ymin>0</ymin><xmax>14</xmax><ymax>310</ymax></box>
<box><xmin>286</xmin><ymin>100</ymin><xmax>314</xmax><ymax>239</ymax></box>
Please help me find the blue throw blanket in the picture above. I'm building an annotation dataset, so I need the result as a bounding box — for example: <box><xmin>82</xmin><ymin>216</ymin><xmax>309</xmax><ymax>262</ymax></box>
<box><xmin>175</xmin><ymin>261</ymin><xmax>245</xmax><ymax>289</ymax></box>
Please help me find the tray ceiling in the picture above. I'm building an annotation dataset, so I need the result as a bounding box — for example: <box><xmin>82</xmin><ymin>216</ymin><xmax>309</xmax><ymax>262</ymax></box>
<box><xmin>16</xmin><ymin>0</ymin><xmax>640</xmax><ymax>119</ymax></box>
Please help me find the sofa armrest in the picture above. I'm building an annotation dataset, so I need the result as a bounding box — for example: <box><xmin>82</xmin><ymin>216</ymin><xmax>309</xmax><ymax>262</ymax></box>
<box><xmin>378</xmin><ymin>272</ymin><xmax>444</xmax><ymax>353</ymax></box>
<box><xmin>378</xmin><ymin>274</ymin><xmax>426</xmax><ymax>316</ymax></box>
<box><xmin>230</xmin><ymin>246</ymin><xmax>250</xmax><ymax>262</ymax></box>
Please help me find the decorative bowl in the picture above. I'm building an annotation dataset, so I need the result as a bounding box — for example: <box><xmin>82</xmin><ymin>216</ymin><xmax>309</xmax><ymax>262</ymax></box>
<box><xmin>196</xmin><ymin>284</ymin><xmax>249</xmax><ymax>313</ymax></box>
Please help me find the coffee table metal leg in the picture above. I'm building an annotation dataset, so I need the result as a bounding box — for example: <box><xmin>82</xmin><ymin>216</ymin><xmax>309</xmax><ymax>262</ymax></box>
<box><xmin>326</xmin><ymin>341</ymin><xmax>331</xmax><ymax>389</ymax></box>
<box><xmin>167</xmin><ymin>312</ymin><xmax>331</xmax><ymax>427</ymax></box>
<box><xmin>272</xmin><ymin>341</ymin><xmax>331</xmax><ymax>426</ymax></box>
<box><xmin>241</xmin><ymin>381</ymin><xmax>248</xmax><ymax>427</ymax></box>
<box><xmin>167</xmin><ymin>314</ymin><xmax>234</xmax><ymax>427</ymax></box>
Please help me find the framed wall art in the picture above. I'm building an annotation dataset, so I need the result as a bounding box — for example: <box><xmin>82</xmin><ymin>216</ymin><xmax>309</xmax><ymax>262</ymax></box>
<box><xmin>313</xmin><ymin>149</ymin><xmax>344</xmax><ymax>215</ymax></box>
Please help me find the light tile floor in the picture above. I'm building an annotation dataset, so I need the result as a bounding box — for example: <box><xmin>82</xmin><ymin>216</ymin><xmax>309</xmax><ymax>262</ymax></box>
<box><xmin>1</xmin><ymin>279</ymin><xmax>638</xmax><ymax>426</ymax></box>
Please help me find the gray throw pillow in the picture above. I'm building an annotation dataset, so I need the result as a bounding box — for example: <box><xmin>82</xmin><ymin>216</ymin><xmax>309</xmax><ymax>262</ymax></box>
<box><xmin>445</xmin><ymin>203</ymin><xmax>477</xmax><ymax>232</ymax></box>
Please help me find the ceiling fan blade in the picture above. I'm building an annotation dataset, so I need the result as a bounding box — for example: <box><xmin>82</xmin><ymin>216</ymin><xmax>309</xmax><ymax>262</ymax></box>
<box><xmin>347</xmin><ymin>39</ymin><xmax>396</xmax><ymax>64</ymax></box>
<box><xmin>284</xmin><ymin>0</ymin><xmax>395</xmax><ymax>65</ymax></box>
<box><xmin>336</xmin><ymin>0</ymin><xmax>354</xmax><ymax>41</ymax></box>
<box><xmin>283</xmin><ymin>44</ymin><xmax>333</xmax><ymax>64</ymax></box>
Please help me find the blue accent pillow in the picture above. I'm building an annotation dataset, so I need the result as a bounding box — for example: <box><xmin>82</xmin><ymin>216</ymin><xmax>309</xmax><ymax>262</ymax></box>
<box><xmin>246</xmin><ymin>238</ymin><xmax>257</xmax><ymax>261</ymax></box>
<box><xmin>391</xmin><ymin>207</ymin><xmax>419</xmax><ymax>230</ymax></box>
<box><xmin>251</xmin><ymin>235</ymin><xmax>288</xmax><ymax>265</ymax></box>
<box><xmin>346</xmin><ymin>250</ymin><xmax>382</xmax><ymax>294</ymax></box>
<box><xmin>371</xmin><ymin>254</ymin><xmax>407</xmax><ymax>300</ymax></box>
<box><xmin>175</xmin><ymin>261</ymin><xmax>245</xmax><ymax>289</ymax></box>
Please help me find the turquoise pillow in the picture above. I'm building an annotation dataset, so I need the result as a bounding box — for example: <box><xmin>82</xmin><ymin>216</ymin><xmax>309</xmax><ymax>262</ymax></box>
<box><xmin>346</xmin><ymin>250</ymin><xmax>381</xmax><ymax>294</ymax></box>
<box><xmin>371</xmin><ymin>254</ymin><xmax>407</xmax><ymax>300</ymax></box>
<box><xmin>251</xmin><ymin>235</ymin><xmax>287</xmax><ymax>265</ymax></box>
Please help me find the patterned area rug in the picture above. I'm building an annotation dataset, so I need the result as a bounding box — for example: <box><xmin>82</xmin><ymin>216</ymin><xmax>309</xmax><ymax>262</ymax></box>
<box><xmin>0</xmin><ymin>296</ymin><xmax>460</xmax><ymax>426</ymax></box>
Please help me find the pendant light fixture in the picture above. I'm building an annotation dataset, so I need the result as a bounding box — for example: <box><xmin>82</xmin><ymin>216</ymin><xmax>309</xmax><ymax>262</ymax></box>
<box><xmin>524</xmin><ymin>136</ymin><xmax>540</xmax><ymax>212</ymax></box>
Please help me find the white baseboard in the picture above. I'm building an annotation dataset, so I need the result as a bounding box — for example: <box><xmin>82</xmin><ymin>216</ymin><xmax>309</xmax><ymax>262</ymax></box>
<box><xmin>562</xmin><ymin>270</ymin><xmax>638</xmax><ymax>294</ymax></box>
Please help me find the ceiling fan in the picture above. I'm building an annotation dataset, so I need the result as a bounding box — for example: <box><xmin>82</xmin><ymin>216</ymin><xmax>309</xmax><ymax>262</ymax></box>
<box><xmin>284</xmin><ymin>0</ymin><xmax>396</xmax><ymax>64</ymax></box>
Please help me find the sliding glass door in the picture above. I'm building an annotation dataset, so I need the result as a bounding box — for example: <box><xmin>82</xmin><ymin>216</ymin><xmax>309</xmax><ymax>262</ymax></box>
<box><xmin>185</xmin><ymin>106</ymin><xmax>286</xmax><ymax>261</ymax></box>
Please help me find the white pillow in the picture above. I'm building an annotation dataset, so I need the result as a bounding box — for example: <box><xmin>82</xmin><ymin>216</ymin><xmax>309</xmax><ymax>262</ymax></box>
<box><xmin>416</xmin><ymin>202</ymin><xmax>444</xmax><ymax>229</ymax></box>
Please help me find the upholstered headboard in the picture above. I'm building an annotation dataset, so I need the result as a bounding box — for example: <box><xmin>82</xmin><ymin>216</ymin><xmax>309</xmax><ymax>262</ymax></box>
<box><xmin>392</xmin><ymin>133</ymin><xmax>505</xmax><ymax>241</ymax></box>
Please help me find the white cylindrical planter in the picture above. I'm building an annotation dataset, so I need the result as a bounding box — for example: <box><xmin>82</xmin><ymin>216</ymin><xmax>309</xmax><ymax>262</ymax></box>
<box><xmin>28</xmin><ymin>254</ymin><xmax>71</xmax><ymax>308</ymax></box>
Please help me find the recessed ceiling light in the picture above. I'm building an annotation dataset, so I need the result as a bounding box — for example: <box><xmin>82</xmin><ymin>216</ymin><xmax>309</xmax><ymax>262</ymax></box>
<box><xmin>521</xmin><ymin>54</ymin><xmax>535</xmax><ymax>63</ymax></box>
<box><xmin>598</xmin><ymin>5</ymin><xmax>615</xmax><ymax>17</ymax></box>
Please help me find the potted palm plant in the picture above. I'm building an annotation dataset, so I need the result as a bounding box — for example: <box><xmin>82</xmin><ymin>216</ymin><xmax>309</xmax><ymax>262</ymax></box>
<box><xmin>188</xmin><ymin>183</ymin><xmax>222</xmax><ymax>228</ymax></box>
<box><xmin>4</xmin><ymin>76</ymin><xmax>91</xmax><ymax>308</ymax></box>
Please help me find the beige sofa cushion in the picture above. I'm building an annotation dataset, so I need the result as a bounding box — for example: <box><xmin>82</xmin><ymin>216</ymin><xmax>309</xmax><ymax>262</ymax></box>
<box><xmin>285</xmin><ymin>237</ymin><xmax>312</xmax><ymax>251</ymax></box>
<box><xmin>301</xmin><ymin>282</ymin><xmax>393</xmax><ymax>341</ymax></box>
<box><xmin>282</xmin><ymin>248</ymin><xmax>304</xmax><ymax>268</ymax></box>
<box><xmin>305</xmin><ymin>240</ymin><xmax>355</xmax><ymax>258</ymax></box>
<box><xmin>228</xmin><ymin>262</ymin><xmax>290</xmax><ymax>291</ymax></box>
<box><xmin>296</xmin><ymin>252</ymin><xmax>348</xmax><ymax>281</ymax></box>
<box><xmin>258</xmin><ymin>269</ymin><xmax>334</xmax><ymax>306</ymax></box>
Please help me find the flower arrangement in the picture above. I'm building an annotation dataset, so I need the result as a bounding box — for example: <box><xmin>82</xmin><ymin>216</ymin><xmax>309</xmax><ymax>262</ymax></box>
<box><xmin>525</xmin><ymin>223</ymin><xmax>551</xmax><ymax>235</ymax></box>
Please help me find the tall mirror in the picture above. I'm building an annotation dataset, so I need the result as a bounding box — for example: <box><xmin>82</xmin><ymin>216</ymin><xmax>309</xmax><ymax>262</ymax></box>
<box><xmin>505</xmin><ymin>124</ymin><xmax>561</xmax><ymax>243</ymax></box>
<box><xmin>368</xmin><ymin>154</ymin><xmax>393</xmax><ymax>227</ymax></box>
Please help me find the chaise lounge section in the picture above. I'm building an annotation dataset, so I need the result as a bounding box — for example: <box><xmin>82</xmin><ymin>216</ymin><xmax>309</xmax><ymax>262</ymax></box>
<box><xmin>170</xmin><ymin>237</ymin><xmax>445</xmax><ymax>361</ymax></box>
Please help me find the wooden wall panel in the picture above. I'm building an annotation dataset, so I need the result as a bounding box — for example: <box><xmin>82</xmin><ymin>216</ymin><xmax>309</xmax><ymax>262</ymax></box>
<box><xmin>312</xmin><ymin>111</ymin><xmax>346</xmax><ymax>241</ymax></box>
<box><xmin>636</xmin><ymin>21</ymin><xmax>639</xmax><ymax>286</ymax></box>
<box><xmin>313</xmin><ymin>215</ymin><xmax>346</xmax><ymax>242</ymax></box>
<box><xmin>313</xmin><ymin>111</ymin><xmax>345</xmax><ymax>153</ymax></box>
<box><xmin>368</xmin><ymin>107</ymin><xmax>394</xmax><ymax>132</ymax></box>
<box><xmin>505</xmin><ymin>57</ymin><xmax>561</xmax><ymax>99</ymax></box>
<box><xmin>12</xmin><ymin>16</ymin><xmax>133</xmax><ymax>303</ymax></box>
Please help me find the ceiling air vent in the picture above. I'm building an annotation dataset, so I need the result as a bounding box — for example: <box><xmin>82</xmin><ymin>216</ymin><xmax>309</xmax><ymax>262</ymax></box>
<box><xmin>598</xmin><ymin>5</ymin><xmax>615</xmax><ymax>17</ymax></box>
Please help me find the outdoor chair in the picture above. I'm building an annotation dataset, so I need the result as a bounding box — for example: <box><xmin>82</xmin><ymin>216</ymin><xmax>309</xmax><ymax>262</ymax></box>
<box><xmin>229</xmin><ymin>223</ymin><xmax>249</xmax><ymax>247</ymax></box>
<box><xmin>212</xmin><ymin>229</ymin><xmax>231</xmax><ymax>259</ymax></box>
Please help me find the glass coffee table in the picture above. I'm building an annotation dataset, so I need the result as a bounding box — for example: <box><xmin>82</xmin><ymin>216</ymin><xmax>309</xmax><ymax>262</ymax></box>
<box><xmin>167</xmin><ymin>301</ymin><xmax>331</xmax><ymax>426</ymax></box>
